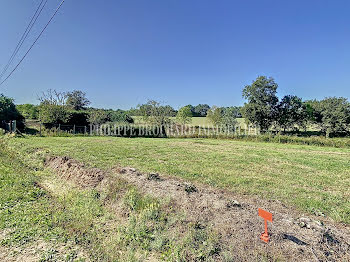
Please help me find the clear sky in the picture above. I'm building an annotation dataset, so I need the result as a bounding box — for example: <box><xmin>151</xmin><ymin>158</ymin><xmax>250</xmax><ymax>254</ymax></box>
<box><xmin>0</xmin><ymin>0</ymin><xmax>349</xmax><ymax>110</ymax></box>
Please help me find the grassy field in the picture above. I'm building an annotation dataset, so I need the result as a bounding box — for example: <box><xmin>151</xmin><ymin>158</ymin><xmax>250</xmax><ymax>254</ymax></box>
<box><xmin>7</xmin><ymin>136</ymin><xmax>350</xmax><ymax>225</ymax></box>
<box><xmin>0</xmin><ymin>142</ymin><xmax>90</xmax><ymax>261</ymax></box>
<box><xmin>1</xmin><ymin>139</ymin><xmax>228</xmax><ymax>261</ymax></box>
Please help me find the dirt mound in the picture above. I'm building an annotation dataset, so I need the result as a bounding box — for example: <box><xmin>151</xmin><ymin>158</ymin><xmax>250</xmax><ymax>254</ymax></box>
<box><xmin>114</xmin><ymin>167</ymin><xmax>350</xmax><ymax>262</ymax></box>
<box><xmin>45</xmin><ymin>156</ymin><xmax>105</xmax><ymax>188</ymax></box>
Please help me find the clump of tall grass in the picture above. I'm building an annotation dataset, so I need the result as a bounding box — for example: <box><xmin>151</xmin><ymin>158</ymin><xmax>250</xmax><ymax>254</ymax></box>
<box><xmin>118</xmin><ymin>188</ymin><xmax>224</xmax><ymax>261</ymax></box>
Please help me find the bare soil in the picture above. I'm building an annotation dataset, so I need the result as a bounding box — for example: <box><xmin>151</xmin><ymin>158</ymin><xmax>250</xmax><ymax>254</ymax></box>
<box><xmin>45</xmin><ymin>156</ymin><xmax>105</xmax><ymax>188</ymax></box>
<box><xmin>45</xmin><ymin>156</ymin><xmax>350</xmax><ymax>262</ymax></box>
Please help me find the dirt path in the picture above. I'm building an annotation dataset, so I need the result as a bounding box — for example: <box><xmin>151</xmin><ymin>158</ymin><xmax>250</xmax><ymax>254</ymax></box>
<box><xmin>45</xmin><ymin>156</ymin><xmax>350</xmax><ymax>261</ymax></box>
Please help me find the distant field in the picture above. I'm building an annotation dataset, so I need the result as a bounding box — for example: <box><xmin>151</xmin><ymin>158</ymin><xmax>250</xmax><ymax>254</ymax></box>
<box><xmin>8</xmin><ymin>136</ymin><xmax>350</xmax><ymax>224</ymax></box>
<box><xmin>132</xmin><ymin>116</ymin><xmax>246</xmax><ymax>127</ymax></box>
<box><xmin>132</xmin><ymin>116</ymin><xmax>213</xmax><ymax>126</ymax></box>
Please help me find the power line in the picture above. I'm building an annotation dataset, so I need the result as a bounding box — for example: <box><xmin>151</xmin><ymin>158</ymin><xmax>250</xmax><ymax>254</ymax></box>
<box><xmin>0</xmin><ymin>0</ymin><xmax>48</xmax><ymax>80</ymax></box>
<box><xmin>0</xmin><ymin>0</ymin><xmax>65</xmax><ymax>88</ymax></box>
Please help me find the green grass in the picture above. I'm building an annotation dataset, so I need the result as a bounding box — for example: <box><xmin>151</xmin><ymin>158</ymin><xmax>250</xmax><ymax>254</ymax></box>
<box><xmin>7</xmin><ymin>136</ymin><xmax>350</xmax><ymax>225</ymax></box>
<box><xmin>0</xmin><ymin>154</ymin><xmax>63</xmax><ymax>246</ymax></box>
<box><xmin>0</xmin><ymin>138</ymin><xmax>228</xmax><ymax>261</ymax></box>
<box><xmin>0</xmin><ymin>143</ymin><xmax>87</xmax><ymax>261</ymax></box>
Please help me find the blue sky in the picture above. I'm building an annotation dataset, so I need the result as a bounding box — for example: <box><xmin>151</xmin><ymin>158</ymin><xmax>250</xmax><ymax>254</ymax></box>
<box><xmin>0</xmin><ymin>0</ymin><xmax>349</xmax><ymax>109</ymax></box>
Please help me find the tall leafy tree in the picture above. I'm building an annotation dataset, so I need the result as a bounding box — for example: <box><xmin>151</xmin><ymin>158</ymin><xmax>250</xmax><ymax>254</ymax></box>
<box><xmin>242</xmin><ymin>76</ymin><xmax>279</xmax><ymax>132</ymax></box>
<box><xmin>193</xmin><ymin>104</ymin><xmax>210</xmax><ymax>117</ymax></box>
<box><xmin>221</xmin><ymin>107</ymin><xmax>238</xmax><ymax>129</ymax></box>
<box><xmin>162</xmin><ymin>105</ymin><xmax>177</xmax><ymax>117</ymax></box>
<box><xmin>310</xmin><ymin>97</ymin><xmax>350</xmax><ymax>137</ymax></box>
<box><xmin>276</xmin><ymin>95</ymin><xmax>308</xmax><ymax>131</ymax></box>
<box><xmin>0</xmin><ymin>94</ymin><xmax>24</xmax><ymax>128</ymax></box>
<box><xmin>66</xmin><ymin>90</ymin><xmax>91</xmax><ymax>110</ymax></box>
<box><xmin>206</xmin><ymin>106</ymin><xmax>223</xmax><ymax>126</ymax></box>
<box><xmin>176</xmin><ymin>105</ymin><xmax>192</xmax><ymax>124</ymax></box>
<box><xmin>38</xmin><ymin>90</ymin><xmax>71</xmax><ymax>125</ymax></box>
<box><xmin>184</xmin><ymin>104</ymin><xmax>195</xmax><ymax>116</ymax></box>
<box><xmin>139</xmin><ymin>100</ymin><xmax>172</xmax><ymax>126</ymax></box>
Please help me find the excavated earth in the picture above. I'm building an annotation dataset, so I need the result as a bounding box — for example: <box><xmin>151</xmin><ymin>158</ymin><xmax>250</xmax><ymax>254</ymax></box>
<box><xmin>45</xmin><ymin>156</ymin><xmax>350</xmax><ymax>262</ymax></box>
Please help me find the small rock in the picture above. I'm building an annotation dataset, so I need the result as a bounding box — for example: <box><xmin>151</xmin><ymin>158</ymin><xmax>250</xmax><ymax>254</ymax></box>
<box><xmin>147</xmin><ymin>173</ymin><xmax>160</xmax><ymax>180</ymax></box>
<box><xmin>296</xmin><ymin>217</ymin><xmax>325</xmax><ymax>232</ymax></box>
<box><xmin>184</xmin><ymin>183</ymin><xmax>197</xmax><ymax>194</ymax></box>
<box><xmin>226</xmin><ymin>199</ymin><xmax>241</xmax><ymax>208</ymax></box>
<box><xmin>298</xmin><ymin>221</ymin><xmax>306</xmax><ymax>228</ymax></box>
<box><xmin>119</xmin><ymin>167</ymin><xmax>141</xmax><ymax>175</ymax></box>
<box><xmin>312</xmin><ymin>209</ymin><xmax>325</xmax><ymax>217</ymax></box>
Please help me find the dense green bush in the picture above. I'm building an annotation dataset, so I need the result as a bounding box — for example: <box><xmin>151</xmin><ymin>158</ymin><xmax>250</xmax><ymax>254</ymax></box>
<box><xmin>16</xmin><ymin>104</ymin><xmax>39</xmax><ymax>119</ymax></box>
<box><xmin>107</xmin><ymin>109</ymin><xmax>134</xmax><ymax>124</ymax></box>
<box><xmin>88</xmin><ymin>109</ymin><xmax>109</xmax><ymax>125</ymax></box>
<box><xmin>39</xmin><ymin>104</ymin><xmax>71</xmax><ymax>127</ymax></box>
<box><xmin>67</xmin><ymin>111</ymin><xmax>89</xmax><ymax>126</ymax></box>
<box><xmin>0</xmin><ymin>94</ymin><xmax>24</xmax><ymax>130</ymax></box>
<box><xmin>37</xmin><ymin>90</ymin><xmax>71</xmax><ymax>127</ymax></box>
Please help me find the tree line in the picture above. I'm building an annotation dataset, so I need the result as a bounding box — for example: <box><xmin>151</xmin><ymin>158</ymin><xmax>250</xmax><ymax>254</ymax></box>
<box><xmin>1</xmin><ymin>75</ymin><xmax>350</xmax><ymax>137</ymax></box>
<box><xmin>241</xmin><ymin>76</ymin><xmax>350</xmax><ymax>137</ymax></box>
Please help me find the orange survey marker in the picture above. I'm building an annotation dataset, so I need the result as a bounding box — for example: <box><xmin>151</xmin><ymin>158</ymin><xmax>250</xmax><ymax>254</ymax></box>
<box><xmin>258</xmin><ymin>208</ymin><xmax>273</xmax><ymax>243</ymax></box>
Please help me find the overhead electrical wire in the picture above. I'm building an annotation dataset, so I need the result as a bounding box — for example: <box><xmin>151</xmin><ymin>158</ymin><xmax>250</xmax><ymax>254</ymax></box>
<box><xmin>0</xmin><ymin>0</ymin><xmax>48</xmax><ymax>80</ymax></box>
<box><xmin>0</xmin><ymin>0</ymin><xmax>65</xmax><ymax>87</ymax></box>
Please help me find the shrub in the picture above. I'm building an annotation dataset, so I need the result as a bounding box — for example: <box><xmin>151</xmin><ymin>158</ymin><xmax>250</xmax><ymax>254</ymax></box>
<box><xmin>176</xmin><ymin>106</ymin><xmax>192</xmax><ymax>124</ymax></box>
<box><xmin>38</xmin><ymin>104</ymin><xmax>71</xmax><ymax>127</ymax></box>
<box><xmin>16</xmin><ymin>104</ymin><xmax>39</xmax><ymax>119</ymax></box>
<box><xmin>88</xmin><ymin>109</ymin><xmax>109</xmax><ymax>125</ymax></box>
<box><xmin>38</xmin><ymin>90</ymin><xmax>71</xmax><ymax>127</ymax></box>
<box><xmin>67</xmin><ymin>111</ymin><xmax>89</xmax><ymax>126</ymax></box>
<box><xmin>0</xmin><ymin>94</ymin><xmax>25</xmax><ymax>130</ymax></box>
<box><xmin>108</xmin><ymin>110</ymin><xmax>134</xmax><ymax>124</ymax></box>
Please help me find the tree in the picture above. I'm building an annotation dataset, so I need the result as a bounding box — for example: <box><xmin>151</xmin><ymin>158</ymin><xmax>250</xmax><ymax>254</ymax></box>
<box><xmin>309</xmin><ymin>97</ymin><xmax>350</xmax><ymax>137</ymax></box>
<box><xmin>0</xmin><ymin>94</ymin><xmax>24</xmax><ymax>129</ymax></box>
<box><xmin>221</xmin><ymin>107</ymin><xmax>238</xmax><ymax>128</ymax></box>
<box><xmin>183</xmin><ymin>105</ymin><xmax>195</xmax><ymax>116</ymax></box>
<box><xmin>66</xmin><ymin>90</ymin><xmax>90</xmax><ymax>110</ymax></box>
<box><xmin>139</xmin><ymin>100</ymin><xmax>173</xmax><ymax>126</ymax></box>
<box><xmin>176</xmin><ymin>105</ymin><xmax>192</xmax><ymax>124</ymax></box>
<box><xmin>276</xmin><ymin>95</ymin><xmax>308</xmax><ymax>132</ymax></box>
<box><xmin>38</xmin><ymin>90</ymin><xmax>71</xmax><ymax>125</ymax></box>
<box><xmin>193</xmin><ymin>104</ymin><xmax>210</xmax><ymax>117</ymax></box>
<box><xmin>206</xmin><ymin>106</ymin><xmax>223</xmax><ymax>126</ymax></box>
<box><xmin>16</xmin><ymin>104</ymin><xmax>39</xmax><ymax>119</ymax></box>
<box><xmin>163</xmin><ymin>105</ymin><xmax>177</xmax><ymax>117</ymax></box>
<box><xmin>126</xmin><ymin>107</ymin><xmax>141</xmax><ymax>116</ymax></box>
<box><xmin>107</xmin><ymin>109</ymin><xmax>134</xmax><ymax>123</ymax></box>
<box><xmin>88</xmin><ymin>109</ymin><xmax>109</xmax><ymax>125</ymax></box>
<box><xmin>241</xmin><ymin>76</ymin><xmax>279</xmax><ymax>132</ymax></box>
